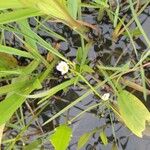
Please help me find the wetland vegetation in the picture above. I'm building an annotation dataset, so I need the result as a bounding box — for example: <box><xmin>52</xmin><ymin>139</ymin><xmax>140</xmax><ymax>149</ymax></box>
<box><xmin>0</xmin><ymin>0</ymin><xmax>150</xmax><ymax>149</ymax></box>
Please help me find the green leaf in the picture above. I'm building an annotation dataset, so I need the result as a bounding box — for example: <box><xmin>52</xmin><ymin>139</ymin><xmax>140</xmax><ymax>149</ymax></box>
<box><xmin>0</xmin><ymin>78</ymin><xmax>31</xmax><ymax>95</ymax></box>
<box><xmin>0</xmin><ymin>60</ymin><xmax>40</xmax><ymax>126</ymax></box>
<box><xmin>81</xmin><ymin>42</ymin><xmax>93</xmax><ymax>66</ymax></box>
<box><xmin>77</xmin><ymin>132</ymin><xmax>93</xmax><ymax>150</ymax></box>
<box><xmin>28</xmin><ymin>0</ymin><xmax>81</xmax><ymax>30</ymax></box>
<box><xmin>0</xmin><ymin>0</ymin><xmax>22</xmax><ymax>9</ymax></box>
<box><xmin>0</xmin><ymin>78</ymin><xmax>36</xmax><ymax>125</ymax></box>
<box><xmin>18</xmin><ymin>19</ymin><xmax>49</xmax><ymax>66</ymax></box>
<box><xmin>113</xmin><ymin>3</ymin><xmax>119</xmax><ymax>27</ymax></box>
<box><xmin>18</xmin><ymin>19</ymin><xmax>37</xmax><ymax>50</ymax></box>
<box><xmin>0</xmin><ymin>22</ymin><xmax>68</xmax><ymax>62</ymax></box>
<box><xmin>111</xmin><ymin>142</ymin><xmax>118</xmax><ymax>150</ymax></box>
<box><xmin>0</xmin><ymin>124</ymin><xmax>5</xmax><ymax>147</ymax></box>
<box><xmin>124</xmin><ymin>28</ymin><xmax>142</xmax><ymax>37</ymax></box>
<box><xmin>67</xmin><ymin>0</ymin><xmax>79</xmax><ymax>19</ymax></box>
<box><xmin>94</xmin><ymin>0</ymin><xmax>109</xmax><ymax>7</ymax></box>
<box><xmin>50</xmin><ymin>124</ymin><xmax>72</xmax><ymax>150</ymax></box>
<box><xmin>97</xmin><ymin>6</ymin><xmax>105</xmax><ymax>21</ymax></box>
<box><xmin>0</xmin><ymin>44</ymin><xmax>34</xmax><ymax>59</ymax></box>
<box><xmin>99</xmin><ymin>130</ymin><xmax>108</xmax><ymax>145</ymax></box>
<box><xmin>81</xmin><ymin>65</ymin><xmax>94</xmax><ymax>73</ymax></box>
<box><xmin>23</xmin><ymin>139</ymin><xmax>42</xmax><ymax>150</ymax></box>
<box><xmin>0</xmin><ymin>8</ymin><xmax>42</xmax><ymax>24</ymax></box>
<box><xmin>76</xmin><ymin>47</ymin><xmax>83</xmax><ymax>63</ymax></box>
<box><xmin>0</xmin><ymin>52</ymin><xmax>18</xmax><ymax>69</ymax></box>
<box><xmin>0</xmin><ymin>70</ymin><xmax>22</xmax><ymax>78</ymax></box>
<box><xmin>27</xmin><ymin>78</ymin><xmax>76</xmax><ymax>100</ymax></box>
<box><xmin>118</xmin><ymin>90</ymin><xmax>150</xmax><ymax>137</ymax></box>
<box><xmin>34</xmin><ymin>18</ymin><xmax>66</xmax><ymax>41</ymax></box>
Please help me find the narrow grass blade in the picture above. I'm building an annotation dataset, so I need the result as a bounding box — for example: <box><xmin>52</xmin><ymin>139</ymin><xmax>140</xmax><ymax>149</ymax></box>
<box><xmin>0</xmin><ymin>8</ymin><xmax>42</xmax><ymax>24</ymax></box>
<box><xmin>0</xmin><ymin>44</ymin><xmax>34</xmax><ymax>58</ymax></box>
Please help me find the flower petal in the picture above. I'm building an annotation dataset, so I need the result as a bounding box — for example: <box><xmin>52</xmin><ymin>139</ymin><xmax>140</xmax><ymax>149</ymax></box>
<box><xmin>102</xmin><ymin>93</ymin><xmax>110</xmax><ymax>101</ymax></box>
<box><xmin>56</xmin><ymin>61</ymin><xmax>69</xmax><ymax>75</ymax></box>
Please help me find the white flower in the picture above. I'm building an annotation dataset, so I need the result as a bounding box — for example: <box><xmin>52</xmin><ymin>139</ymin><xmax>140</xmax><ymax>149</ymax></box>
<box><xmin>101</xmin><ymin>93</ymin><xmax>110</xmax><ymax>101</ymax></box>
<box><xmin>56</xmin><ymin>61</ymin><xmax>69</xmax><ymax>75</ymax></box>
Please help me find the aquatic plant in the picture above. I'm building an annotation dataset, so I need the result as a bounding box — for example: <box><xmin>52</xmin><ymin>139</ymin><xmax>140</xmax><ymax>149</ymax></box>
<box><xmin>0</xmin><ymin>0</ymin><xmax>150</xmax><ymax>149</ymax></box>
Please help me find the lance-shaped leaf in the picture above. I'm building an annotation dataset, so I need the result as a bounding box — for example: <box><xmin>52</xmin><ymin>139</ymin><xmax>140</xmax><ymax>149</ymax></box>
<box><xmin>20</xmin><ymin>0</ymin><xmax>84</xmax><ymax>30</ymax></box>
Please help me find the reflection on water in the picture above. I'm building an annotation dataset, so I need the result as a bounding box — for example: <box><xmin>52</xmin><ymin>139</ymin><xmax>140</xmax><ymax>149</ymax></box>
<box><xmin>50</xmin><ymin>89</ymin><xmax>150</xmax><ymax>150</ymax></box>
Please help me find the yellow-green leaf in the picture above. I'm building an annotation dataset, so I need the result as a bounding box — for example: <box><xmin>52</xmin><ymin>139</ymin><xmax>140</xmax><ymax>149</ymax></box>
<box><xmin>0</xmin><ymin>0</ymin><xmax>23</xmax><ymax>9</ymax></box>
<box><xmin>0</xmin><ymin>124</ymin><xmax>5</xmax><ymax>148</ymax></box>
<box><xmin>67</xmin><ymin>0</ymin><xmax>79</xmax><ymax>19</ymax></box>
<box><xmin>111</xmin><ymin>142</ymin><xmax>118</xmax><ymax>150</ymax></box>
<box><xmin>0</xmin><ymin>52</ymin><xmax>18</xmax><ymax>69</ymax></box>
<box><xmin>50</xmin><ymin>124</ymin><xmax>72</xmax><ymax>150</ymax></box>
<box><xmin>81</xmin><ymin>65</ymin><xmax>94</xmax><ymax>73</ymax></box>
<box><xmin>118</xmin><ymin>90</ymin><xmax>150</xmax><ymax>137</ymax></box>
<box><xmin>77</xmin><ymin>132</ymin><xmax>93</xmax><ymax>150</ymax></box>
<box><xmin>100</xmin><ymin>130</ymin><xmax>108</xmax><ymax>145</ymax></box>
<box><xmin>23</xmin><ymin>139</ymin><xmax>42</xmax><ymax>150</ymax></box>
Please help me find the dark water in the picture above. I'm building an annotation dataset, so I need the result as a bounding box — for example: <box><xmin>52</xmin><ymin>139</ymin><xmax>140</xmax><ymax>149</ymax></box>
<box><xmin>38</xmin><ymin>5</ymin><xmax>150</xmax><ymax>150</ymax></box>
<box><xmin>2</xmin><ymin>3</ymin><xmax>150</xmax><ymax>150</ymax></box>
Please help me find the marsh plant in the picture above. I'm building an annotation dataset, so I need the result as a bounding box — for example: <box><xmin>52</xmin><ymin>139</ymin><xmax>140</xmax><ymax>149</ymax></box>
<box><xmin>0</xmin><ymin>0</ymin><xmax>150</xmax><ymax>150</ymax></box>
